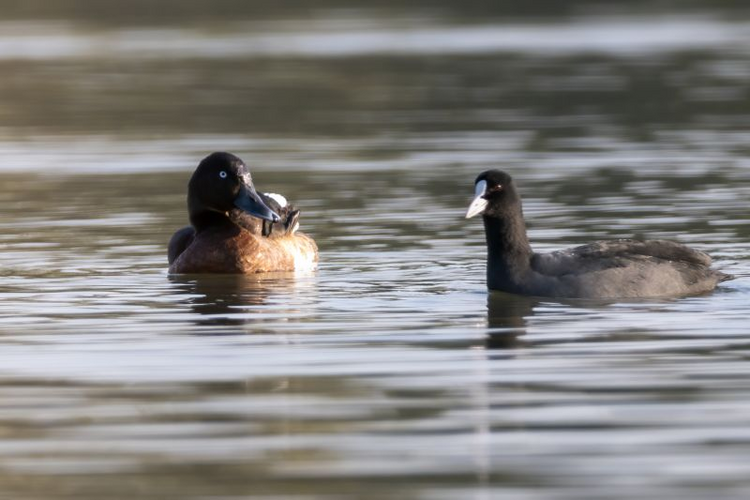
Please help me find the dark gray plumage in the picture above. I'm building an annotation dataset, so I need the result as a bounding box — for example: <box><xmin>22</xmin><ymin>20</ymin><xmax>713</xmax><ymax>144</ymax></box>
<box><xmin>466</xmin><ymin>170</ymin><xmax>732</xmax><ymax>299</ymax></box>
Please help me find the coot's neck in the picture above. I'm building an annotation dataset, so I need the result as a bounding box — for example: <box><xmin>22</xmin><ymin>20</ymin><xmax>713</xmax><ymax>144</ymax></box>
<box><xmin>482</xmin><ymin>206</ymin><xmax>533</xmax><ymax>290</ymax></box>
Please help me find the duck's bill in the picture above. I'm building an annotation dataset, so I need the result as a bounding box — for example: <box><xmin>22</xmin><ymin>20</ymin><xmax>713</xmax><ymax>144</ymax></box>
<box><xmin>234</xmin><ymin>184</ymin><xmax>280</xmax><ymax>223</ymax></box>
<box><xmin>465</xmin><ymin>180</ymin><xmax>488</xmax><ymax>219</ymax></box>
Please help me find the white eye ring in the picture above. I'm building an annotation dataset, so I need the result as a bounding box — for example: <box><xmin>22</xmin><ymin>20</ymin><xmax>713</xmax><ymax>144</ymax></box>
<box><xmin>219</xmin><ymin>171</ymin><xmax>228</xmax><ymax>179</ymax></box>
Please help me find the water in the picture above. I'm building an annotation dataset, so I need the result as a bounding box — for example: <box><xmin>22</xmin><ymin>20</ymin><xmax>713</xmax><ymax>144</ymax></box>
<box><xmin>1</xmin><ymin>2</ymin><xmax>750</xmax><ymax>498</ymax></box>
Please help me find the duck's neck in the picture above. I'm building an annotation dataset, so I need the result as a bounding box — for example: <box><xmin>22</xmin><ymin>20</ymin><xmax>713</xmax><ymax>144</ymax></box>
<box><xmin>189</xmin><ymin>209</ymin><xmax>235</xmax><ymax>234</ymax></box>
<box><xmin>483</xmin><ymin>210</ymin><xmax>533</xmax><ymax>290</ymax></box>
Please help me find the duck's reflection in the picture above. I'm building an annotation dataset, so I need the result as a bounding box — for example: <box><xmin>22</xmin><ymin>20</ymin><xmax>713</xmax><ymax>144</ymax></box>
<box><xmin>169</xmin><ymin>272</ymin><xmax>315</xmax><ymax>331</ymax></box>
<box><xmin>485</xmin><ymin>291</ymin><xmax>538</xmax><ymax>348</ymax></box>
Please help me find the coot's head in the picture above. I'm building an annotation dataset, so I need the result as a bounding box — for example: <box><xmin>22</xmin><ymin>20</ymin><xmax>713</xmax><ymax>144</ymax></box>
<box><xmin>187</xmin><ymin>152</ymin><xmax>280</xmax><ymax>223</ymax></box>
<box><xmin>465</xmin><ymin>170</ymin><xmax>520</xmax><ymax>219</ymax></box>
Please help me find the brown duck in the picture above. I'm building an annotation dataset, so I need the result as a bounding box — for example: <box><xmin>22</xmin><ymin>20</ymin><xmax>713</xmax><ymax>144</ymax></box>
<box><xmin>168</xmin><ymin>152</ymin><xmax>318</xmax><ymax>274</ymax></box>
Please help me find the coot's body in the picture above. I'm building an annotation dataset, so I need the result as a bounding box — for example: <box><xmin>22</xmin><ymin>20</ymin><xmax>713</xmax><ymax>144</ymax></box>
<box><xmin>466</xmin><ymin>170</ymin><xmax>731</xmax><ymax>299</ymax></box>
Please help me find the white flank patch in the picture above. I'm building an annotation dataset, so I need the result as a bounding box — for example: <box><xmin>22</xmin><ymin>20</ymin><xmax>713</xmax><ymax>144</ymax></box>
<box><xmin>293</xmin><ymin>248</ymin><xmax>317</xmax><ymax>271</ymax></box>
<box><xmin>264</xmin><ymin>192</ymin><xmax>288</xmax><ymax>208</ymax></box>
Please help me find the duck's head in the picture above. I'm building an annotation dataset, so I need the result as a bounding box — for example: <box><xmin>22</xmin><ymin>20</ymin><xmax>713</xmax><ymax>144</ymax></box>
<box><xmin>465</xmin><ymin>169</ymin><xmax>520</xmax><ymax>219</ymax></box>
<box><xmin>187</xmin><ymin>152</ymin><xmax>280</xmax><ymax>227</ymax></box>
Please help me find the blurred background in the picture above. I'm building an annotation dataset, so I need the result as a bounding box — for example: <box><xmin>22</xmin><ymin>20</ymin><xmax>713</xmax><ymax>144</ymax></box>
<box><xmin>3</xmin><ymin>0</ymin><xmax>750</xmax><ymax>172</ymax></box>
<box><xmin>1</xmin><ymin>1</ymin><xmax>750</xmax><ymax>499</ymax></box>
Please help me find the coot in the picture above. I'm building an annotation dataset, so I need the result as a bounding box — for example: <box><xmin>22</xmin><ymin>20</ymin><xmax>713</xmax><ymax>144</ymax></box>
<box><xmin>466</xmin><ymin>170</ymin><xmax>732</xmax><ymax>298</ymax></box>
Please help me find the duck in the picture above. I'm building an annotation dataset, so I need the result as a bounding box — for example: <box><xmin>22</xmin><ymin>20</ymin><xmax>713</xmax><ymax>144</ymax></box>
<box><xmin>168</xmin><ymin>152</ymin><xmax>318</xmax><ymax>274</ymax></box>
<box><xmin>466</xmin><ymin>170</ymin><xmax>732</xmax><ymax>299</ymax></box>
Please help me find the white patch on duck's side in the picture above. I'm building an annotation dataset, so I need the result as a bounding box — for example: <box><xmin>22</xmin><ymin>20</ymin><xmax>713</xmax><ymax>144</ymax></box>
<box><xmin>291</xmin><ymin>221</ymin><xmax>300</xmax><ymax>234</ymax></box>
<box><xmin>264</xmin><ymin>193</ymin><xmax>288</xmax><ymax>208</ymax></box>
<box><xmin>293</xmin><ymin>247</ymin><xmax>317</xmax><ymax>271</ymax></box>
<box><xmin>282</xmin><ymin>239</ymin><xmax>316</xmax><ymax>272</ymax></box>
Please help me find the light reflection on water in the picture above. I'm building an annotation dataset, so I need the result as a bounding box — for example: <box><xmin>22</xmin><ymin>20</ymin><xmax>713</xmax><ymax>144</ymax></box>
<box><xmin>0</xmin><ymin>166</ymin><xmax>747</xmax><ymax>498</ymax></box>
<box><xmin>2</xmin><ymin>17</ymin><xmax>750</xmax><ymax>59</ymax></box>
<box><xmin>0</xmin><ymin>4</ymin><xmax>750</xmax><ymax>499</ymax></box>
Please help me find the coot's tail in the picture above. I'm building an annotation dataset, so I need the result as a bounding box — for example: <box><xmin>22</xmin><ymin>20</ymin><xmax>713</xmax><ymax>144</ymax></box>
<box><xmin>718</xmin><ymin>271</ymin><xmax>735</xmax><ymax>282</ymax></box>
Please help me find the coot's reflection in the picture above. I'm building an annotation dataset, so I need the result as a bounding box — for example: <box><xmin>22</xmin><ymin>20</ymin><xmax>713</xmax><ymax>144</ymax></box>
<box><xmin>169</xmin><ymin>272</ymin><xmax>314</xmax><ymax>331</ymax></box>
<box><xmin>486</xmin><ymin>292</ymin><xmax>538</xmax><ymax>348</ymax></box>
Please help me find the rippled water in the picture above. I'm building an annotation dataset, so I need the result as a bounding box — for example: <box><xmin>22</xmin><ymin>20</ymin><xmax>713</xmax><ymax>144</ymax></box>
<box><xmin>1</xmin><ymin>2</ymin><xmax>750</xmax><ymax>499</ymax></box>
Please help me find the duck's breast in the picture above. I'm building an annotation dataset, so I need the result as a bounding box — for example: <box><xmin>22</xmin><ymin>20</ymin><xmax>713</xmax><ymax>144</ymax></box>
<box><xmin>168</xmin><ymin>228</ymin><xmax>252</xmax><ymax>274</ymax></box>
<box><xmin>169</xmin><ymin>228</ymin><xmax>318</xmax><ymax>274</ymax></box>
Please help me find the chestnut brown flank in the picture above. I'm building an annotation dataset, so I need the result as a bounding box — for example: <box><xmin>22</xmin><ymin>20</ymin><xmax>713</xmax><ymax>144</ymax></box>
<box><xmin>169</xmin><ymin>226</ymin><xmax>318</xmax><ymax>274</ymax></box>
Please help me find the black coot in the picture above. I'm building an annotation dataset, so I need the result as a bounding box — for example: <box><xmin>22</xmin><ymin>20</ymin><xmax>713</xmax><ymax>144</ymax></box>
<box><xmin>466</xmin><ymin>170</ymin><xmax>732</xmax><ymax>299</ymax></box>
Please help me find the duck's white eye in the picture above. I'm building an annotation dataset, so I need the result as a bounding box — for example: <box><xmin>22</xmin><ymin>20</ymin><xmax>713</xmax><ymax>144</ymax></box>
<box><xmin>219</xmin><ymin>171</ymin><xmax>228</xmax><ymax>179</ymax></box>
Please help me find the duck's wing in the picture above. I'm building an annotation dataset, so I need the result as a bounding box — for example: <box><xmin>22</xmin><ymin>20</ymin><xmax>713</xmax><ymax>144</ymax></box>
<box><xmin>531</xmin><ymin>239</ymin><xmax>713</xmax><ymax>277</ymax></box>
<box><xmin>168</xmin><ymin>226</ymin><xmax>195</xmax><ymax>264</ymax></box>
<box><xmin>226</xmin><ymin>192</ymin><xmax>301</xmax><ymax>237</ymax></box>
<box><xmin>259</xmin><ymin>192</ymin><xmax>301</xmax><ymax>237</ymax></box>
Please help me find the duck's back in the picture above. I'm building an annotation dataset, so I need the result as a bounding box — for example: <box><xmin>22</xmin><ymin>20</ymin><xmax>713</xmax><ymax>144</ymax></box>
<box><xmin>525</xmin><ymin>239</ymin><xmax>730</xmax><ymax>299</ymax></box>
<box><xmin>168</xmin><ymin>226</ymin><xmax>195</xmax><ymax>265</ymax></box>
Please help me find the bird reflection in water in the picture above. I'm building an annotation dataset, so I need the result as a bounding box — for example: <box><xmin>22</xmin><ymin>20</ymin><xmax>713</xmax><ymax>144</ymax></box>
<box><xmin>485</xmin><ymin>291</ymin><xmax>538</xmax><ymax>348</ymax></box>
<box><xmin>168</xmin><ymin>272</ymin><xmax>316</xmax><ymax>332</ymax></box>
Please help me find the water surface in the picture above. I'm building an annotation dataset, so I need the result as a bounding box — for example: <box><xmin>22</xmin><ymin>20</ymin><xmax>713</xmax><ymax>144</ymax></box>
<box><xmin>0</xmin><ymin>3</ymin><xmax>749</xmax><ymax>499</ymax></box>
